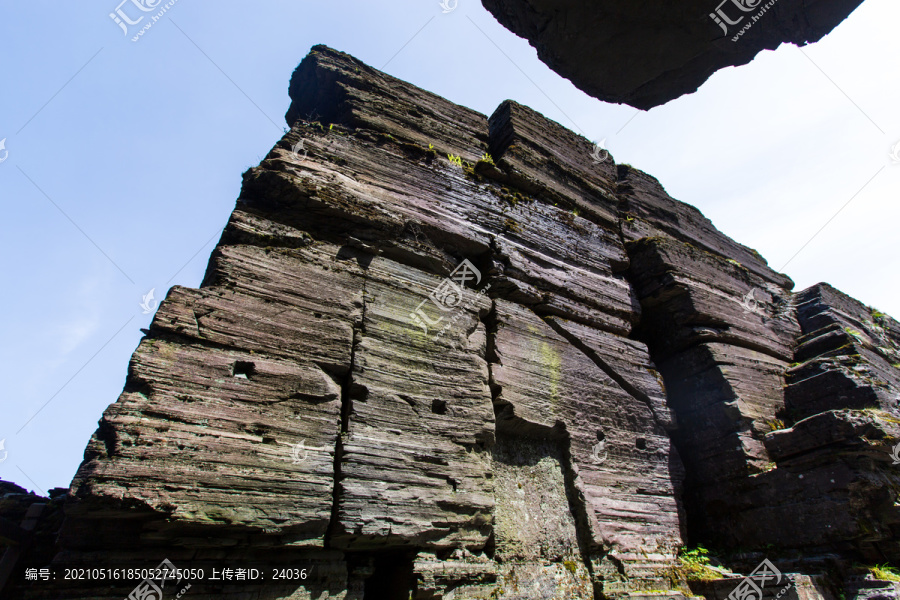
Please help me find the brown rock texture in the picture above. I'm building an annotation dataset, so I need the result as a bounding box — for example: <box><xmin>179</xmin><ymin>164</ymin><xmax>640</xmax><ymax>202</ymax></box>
<box><xmin>2</xmin><ymin>46</ymin><xmax>898</xmax><ymax>600</ymax></box>
<box><xmin>480</xmin><ymin>0</ymin><xmax>866</xmax><ymax>108</ymax></box>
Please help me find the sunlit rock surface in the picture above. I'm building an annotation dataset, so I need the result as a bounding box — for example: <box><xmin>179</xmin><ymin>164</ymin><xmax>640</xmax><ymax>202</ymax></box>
<box><xmin>2</xmin><ymin>46</ymin><xmax>898</xmax><ymax>600</ymax></box>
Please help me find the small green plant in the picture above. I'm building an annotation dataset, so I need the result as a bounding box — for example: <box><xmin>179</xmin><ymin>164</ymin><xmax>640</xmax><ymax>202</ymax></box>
<box><xmin>844</xmin><ymin>327</ymin><xmax>866</xmax><ymax>342</ymax></box>
<box><xmin>572</xmin><ymin>208</ymin><xmax>580</xmax><ymax>217</ymax></box>
<box><xmin>727</xmin><ymin>258</ymin><xmax>743</xmax><ymax>267</ymax></box>
<box><xmin>861</xmin><ymin>409</ymin><xmax>900</xmax><ymax>425</ymax></box>
<box><xmin>671</xmin><ymin>545</ymin><xmax>725</xmax><ymax>582</ymax></box>
<box><xmin>767</xmin><ymin>419</ymin><xmax>786</xmax><ymax>432</ymax></box>
<box><xmin>496</xmin><ymin>187</ymin><xmax>526</xmax><ymax>207</ymax></box>
<box><xmin>504</xmin><ymin>218</ymin><xmax>522</xmax><ymax>233</ymax></box>
<box><xmin>680</xmin><ymin>546</ymin><xmax>710</xmax><ymax>566</ymax></box>
<box><xmin>870</xmin><ymin>564</ymin><xmax>900</xmax><ymax>582</ymax></box>
<box><xmin>428</xmin><ymin>143</ymin><xmax>435</xmax><ymax>151</ymax></box>
<box><xmin>447</xmin><ymin>154</ymin><xmax>463</xmax><ymax>168</ymax></box>
<box><xmin>479</xmin><ymin>152</ymin><xmax>495</xmax><ymax>165</ymax></box>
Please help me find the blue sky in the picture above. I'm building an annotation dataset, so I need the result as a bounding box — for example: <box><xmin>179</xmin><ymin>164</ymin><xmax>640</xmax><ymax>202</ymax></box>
<box><xmin>1</xmin><ymin>0</ymin><xmax>898</xmax><ymax>492</ymax></box>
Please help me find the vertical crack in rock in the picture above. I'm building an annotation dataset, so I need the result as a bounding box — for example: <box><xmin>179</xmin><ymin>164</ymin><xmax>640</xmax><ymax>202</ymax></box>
<box><xmin>325</xmin><ymin>278</ymin><xmax>368</xmax><ymax>551</ymax></box>
<box><xmin>558</xmin><ymin>426</ymin><xmax>604</xmax><ymax>600</ymax></box>
<box><xmin>481</xmin><ymin>297</ymin><xmax>502</xmax><ymax>563</ymax></box>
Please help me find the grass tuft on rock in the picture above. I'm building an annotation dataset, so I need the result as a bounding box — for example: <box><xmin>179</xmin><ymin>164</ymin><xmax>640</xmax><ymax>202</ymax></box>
<box><xmin>870</xmin><ymin>564</ymin><xmax>900</xmax><ymax>582</ymax></box>
<box><xmin>667</xmin><ymin>546</ymin><xmax>727</xmax><ymax>584</ymax></box>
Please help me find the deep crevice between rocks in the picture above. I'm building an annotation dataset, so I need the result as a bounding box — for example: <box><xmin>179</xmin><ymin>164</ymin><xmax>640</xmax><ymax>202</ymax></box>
<box><xmin>559</xmin><ymin>425</ymin><xmax>605</xmax><ymax>600</ymax></box>
<box><xmin>324</xmin><ymin>277</ymin><xmax>367</xmax><ymax>551</ymax></box>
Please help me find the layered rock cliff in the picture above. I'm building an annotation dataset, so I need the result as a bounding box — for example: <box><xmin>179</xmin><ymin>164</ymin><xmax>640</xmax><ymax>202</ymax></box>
<box><xmin>2</xmin><ymin>46</ymin><xmax>898</xmax><ymax>600</ymax></box>
<box><xmin>481</xmin><ymin>0</ymin><xmax>866</xmax><ymax>108</ymax></box>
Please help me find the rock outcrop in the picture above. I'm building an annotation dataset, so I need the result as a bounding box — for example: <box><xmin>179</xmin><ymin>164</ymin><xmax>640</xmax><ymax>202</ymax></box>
<box><xmin>2</xmin><ymin>46</ymin><xmax>898</xmax><ymax>600</ymax></box>
<box><xmin>481</xmin><ymin>0</ymin><xmax>866</xmax><ymax>108</ymax></box>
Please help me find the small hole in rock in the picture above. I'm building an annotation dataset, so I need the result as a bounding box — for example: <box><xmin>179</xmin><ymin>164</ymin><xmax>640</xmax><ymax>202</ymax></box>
<box><xmin>233</xmin><ymin>361</ymin><xmax>255</xmax><ymax>379</ymax></box>
<box><xmin>636</xmin><ymin>437</ymin><xmax>647</xmax><ymax>450</ymax></box>
<box><xmin>596</xmin><ymin>431</ymin><xmax>606</xmax><ymax>442</ymax></box>
<box><xmin>431</xmin><ymin>399</ymin><xmax>448</xmax><ymax>415</ymax></box>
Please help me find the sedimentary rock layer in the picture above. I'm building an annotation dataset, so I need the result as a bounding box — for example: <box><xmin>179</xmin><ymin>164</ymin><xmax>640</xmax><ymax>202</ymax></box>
<box><xmin>3</xmin><ymin>45</ymin><xmax>898</xmax><ymax>600</ymax></box>
<box><xmin>622</xmin><ymin>170</ymin><xmax>900</xmax><ymax>562</ymax></box>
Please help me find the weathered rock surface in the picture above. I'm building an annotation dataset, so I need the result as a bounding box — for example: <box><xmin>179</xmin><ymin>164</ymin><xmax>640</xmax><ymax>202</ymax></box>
<box><xmin>787</xmin><ymin>283</ymin><xmax>900</xmax><ymax>419</ymax></box>
<box><xmin>481</xmin><ymin>0</ymin><xmax>866</xmax><ymax>108</ymax></box>
<box><xmin>2</xmin><ymin>46</ymin><xmax>898</xmax><ymax>600</ymax></box>
<box><xmin>622</xmin><ymin>168</ymin><xmax>899</xmax><ymax>564</ymax></box>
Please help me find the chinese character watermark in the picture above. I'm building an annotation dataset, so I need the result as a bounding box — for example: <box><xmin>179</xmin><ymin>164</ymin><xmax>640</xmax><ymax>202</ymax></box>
<box><xmin>591</xmin><ymin>439</ymin><xmax>607</xmax><ymax>464</ymax></box>
<box><xmin>590</xmin><ymin>139</ymin><xmax>610</xmax><ymax>164</ymax></box>
<box><xmin>710</xmin><ymin>0</ymin><xmax>781</xmax><ymax>41</ymax></box>
<box><xmin>0</xmin><ymin>138</ymin><xmax>9</xmax><ymax>164</ymax></box>
<box><xmin>889</xmin><ymin>141</ymin><xmax>900</xmax><ymax>165</ymax></box>
<box><xmin>126</xmin><ymin>559</ymin><xmax>187</xmax><ymax>600</ymax></box>
<box><xmin>0</xmin><ymin>439</ymin><xmax>7</xmax><ymax>463</ymax></box>
<box><xmin>109</xmin><ymin>0</ymin><xmax>181</xmax><ymax>42</ymax></box>
<box><xmin>727</xmin><ymin>559</ymin><xmax>792</xmax><ymax>600</ymax></box>
<box><xmin>291</xmin><ymin>140</ymin><xmax>307</xmax><ymax>161</ymax></box>
<box><xmin>140</xmin><ymin>289</ymin><xmax>158</xmax><ymax>315</ymax></box>
<box><xmin>408</xmin><ymin>259</ymin><xmax>491</xmax><ymax>341</ymax></box>
<box><xmin>290</xmin><ymin>440</ymin><xmax>329</xmax><ymax>466</ymax></box>
<box><xmin>891</xmin><ymin>442</ymin><xmax>900</xmax><ymax>466</ymax></box>
<box><xmin>24</xmin><ymin>568</ymin><xmax>51</xmax><ymax>581</ymax></box>
<box><xmin>740</xmin><ymin>288</ymin><xmax>764</xmax><ymax>315</ymax></box>
<box><xmin>439</xmin><ymin>0</ymin><xmax>458</xmax><ymax>14</ymax></box>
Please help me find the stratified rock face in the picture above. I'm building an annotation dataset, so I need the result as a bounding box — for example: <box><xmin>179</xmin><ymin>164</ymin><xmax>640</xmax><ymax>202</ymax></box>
<box><xmin>752</xmin><ymin>283</ymin><xmax>900</xmax><ymax>559</ymax></box>
<box><xmin>480</xmin><ymin>0</ymin><xmax>865</xmax><ymax>108</ymax></box>
<box><xmin>788</xmin><ymin>284</ymin><xmax>900</xmax><ymax>419</ymax></box>
<box><xmin>5</xmin><ymin>46</ymin><xmax>899</xmax><ymax>600</ymax></box>
<box><xmin>47</xmin><ymin>46</ymin><xmax>687</xmax><ymax>600</ymax></box>
<box><xmin>622</xmin><ymin>171</ymin><xmax>900</xmax><ymax>561</ymax></box>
